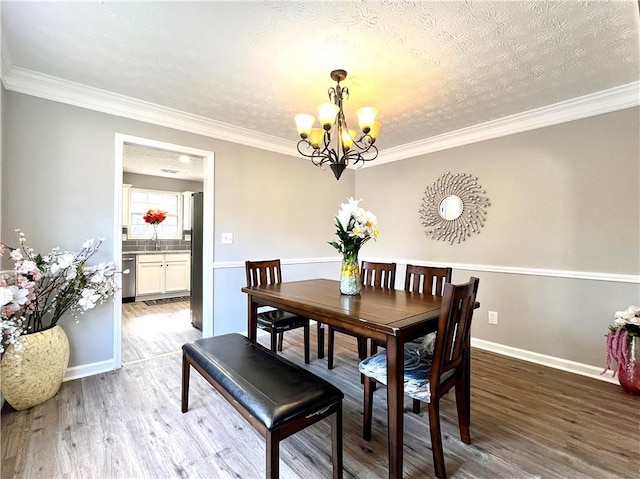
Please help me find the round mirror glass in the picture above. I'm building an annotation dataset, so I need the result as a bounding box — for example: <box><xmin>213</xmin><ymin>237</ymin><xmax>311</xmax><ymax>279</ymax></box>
<box><xmin>438</xmin><ymin>195</ymin><xmax>464</xmax><ymax>220</ymax></box>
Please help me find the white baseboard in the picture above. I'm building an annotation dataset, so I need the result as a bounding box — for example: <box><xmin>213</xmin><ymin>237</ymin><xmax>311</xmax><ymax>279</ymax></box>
<box><xmin>64</xmin><ymin>359</ymin><xmax>120</xmax><ymax>382</ymax></box>
<box><xmin>470</xmin><ymin>337</ymin><xmax>618</xmax><ymax>384</ymax></box>
<box><xmin>60</xmin><ymin>330</ymin><xmax>616</xmax><ymax>386</ymax></box>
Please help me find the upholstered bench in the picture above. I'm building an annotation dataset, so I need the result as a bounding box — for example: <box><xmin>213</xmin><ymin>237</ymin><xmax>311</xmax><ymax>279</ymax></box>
<box><xmin>181</xmin><ymin>333</ymin><xmax>344</xmax><ymax>479</ymax></box>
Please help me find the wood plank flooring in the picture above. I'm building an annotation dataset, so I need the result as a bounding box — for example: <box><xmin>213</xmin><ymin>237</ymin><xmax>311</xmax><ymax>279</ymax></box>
<box><xmin>121</xmin><ymin>300</ymin><xmax>201</xmax><ymax>364</ymax></box>
<box><xmin>2</xmin><ymin>306</ymin><xmax>639</xmax><ymax>478</ymax></box>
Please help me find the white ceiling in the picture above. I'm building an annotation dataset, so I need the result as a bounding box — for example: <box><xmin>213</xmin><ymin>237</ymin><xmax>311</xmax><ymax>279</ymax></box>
<box><xmin>2</xmin><ymin>1</ymin><xmax>639</xmax><ymax>180</ymax></box>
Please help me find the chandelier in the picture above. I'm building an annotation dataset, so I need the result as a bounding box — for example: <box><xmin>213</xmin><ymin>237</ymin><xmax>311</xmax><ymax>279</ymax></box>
<box><xmin>294</xmin><ymin>69</ymin><xmax>382</xmax><ymax>180</ymax></box>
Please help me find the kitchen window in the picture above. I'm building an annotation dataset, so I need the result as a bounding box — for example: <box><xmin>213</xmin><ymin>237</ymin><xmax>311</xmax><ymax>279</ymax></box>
<box><xmin>128</xmin><ymin>188</ymin><xmax>183</xmax><ymax>239</ymax></box>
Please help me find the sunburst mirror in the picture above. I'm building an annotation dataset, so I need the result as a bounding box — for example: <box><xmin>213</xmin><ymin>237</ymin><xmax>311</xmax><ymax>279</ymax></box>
<box><xmin>419</xmin><ymin>172</ymin><xmax>490</xmax><ymax>245</ymax></box>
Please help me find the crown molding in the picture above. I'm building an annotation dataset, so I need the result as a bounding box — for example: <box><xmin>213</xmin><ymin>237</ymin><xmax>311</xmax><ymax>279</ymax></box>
<box><xmin>1</xmin><ymin>61</ymin><xmax>638</xmax><ymax>165</ymax></box>
<box><xmin>1</xmin><ymin>64</ymin><xmax>298</xmax><ymax>158</ymax></box>
<box><xmin>375</xmin><ymin>81</ymin><xmax>640</xmax><ymax>165</ymax></box>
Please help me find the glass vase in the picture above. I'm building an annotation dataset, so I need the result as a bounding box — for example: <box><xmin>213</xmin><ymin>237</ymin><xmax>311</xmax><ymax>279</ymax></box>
<box><xmin>152</xmin><ymin>226</ymin><xmax>160</xmax><ymax>251</ymax></box>
<box><xmin>340</xmin><ymin>254</ymin><xmax>361</xmax><ymax>295</ymax></box>
<box><xmin>618</xmin><ymin>335</ymin><xmax>640</xmax><ymax>395</ymax></box>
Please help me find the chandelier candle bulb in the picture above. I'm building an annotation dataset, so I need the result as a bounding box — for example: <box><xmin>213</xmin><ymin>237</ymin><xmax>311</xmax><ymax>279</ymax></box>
<box><xmin>356</xmin><ymin>107</ymin><xmax>378</xmax><ymax>133</ymax></box>
<box><xmin>368</xmin><ymin>121</ymin><xmax>382</xmax><ymax>142</ymax></box>
<box><xmin>308</xmin><ymin>128</ymin><xmax>324</xmax><ymax>149</ymax></box>
<box><xmin>294</xmin><ymin>114</ymin><xmax>315</xmax><ymax>138</ymax></box>
<box><xmin>318</xmin><ymin>103</ymin><xmax>340</xmax><ymax>130</ymax></box>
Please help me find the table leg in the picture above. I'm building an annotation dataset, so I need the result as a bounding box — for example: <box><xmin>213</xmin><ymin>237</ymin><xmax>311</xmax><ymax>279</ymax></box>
<box><xmin>386</xmin><ymin>336</ymin><xmax>403</xmax><ymax>479</ymax></box>
<box><xmin>247</xmin><ymin>296</ymin><xmax>258</xmax><ymax>342</ymax></box>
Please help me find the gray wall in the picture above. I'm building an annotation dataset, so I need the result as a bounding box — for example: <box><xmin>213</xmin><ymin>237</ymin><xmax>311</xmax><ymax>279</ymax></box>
<box><xmin>356</xmin><ymin>107</ymin><xmax>640</xmax><ymax>368</ymax></box>
<box><xmin>2</xmin><ymin>86</ymin><xmax>638</xmax><ymax>374</ymax></box>
<box><xmin>1</xmin><ymin>89</ymin><xmax>353</xmax><ymax>368</ymax></box>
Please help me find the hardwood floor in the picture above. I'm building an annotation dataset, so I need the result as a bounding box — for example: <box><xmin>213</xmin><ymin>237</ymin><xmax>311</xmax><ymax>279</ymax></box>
<box><xmin>121</xmin><ymin>300</ymin><xmax>201</xmax><ymax>364</ymax></box>
<box><xmin>2</xmin><ymin>321</ymin><xmax>639</xmax><ymax>478</ymax></box>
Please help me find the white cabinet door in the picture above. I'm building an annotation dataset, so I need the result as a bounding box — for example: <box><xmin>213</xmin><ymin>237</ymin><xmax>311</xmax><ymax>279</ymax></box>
<box><xmin>182</xmin><ymin>191</ymin><xmax>193</xmax><ymax>231</ymax></box>
<box><xmin>165</xmin><ymin>256</ymin><xmax>190</xmax><ymax>292</ymax></box>
<box><xmin>136</xmin><ymin>254</ymin><xmax>165</xmax><ymax>295</ymax></box>
<box><xmin>122</xmin><ymin>184</ymin><xmax>132</xmax><ymax>228</ymax></box>
<box><xmin>136</xmin><ymin>262</ymin><xmax>164</xmax><ymax>295</ymax></box>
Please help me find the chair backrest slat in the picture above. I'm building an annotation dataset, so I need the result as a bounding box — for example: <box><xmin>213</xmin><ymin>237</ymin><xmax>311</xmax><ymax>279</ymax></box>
<box><xmin>360</xmin><ymin>261</ymin><xmax>397</xmax><ymax>289</ymax></box>
<box><xmin>430</xmin><ymin>277</ymin><xmax>479</xmax><ymax>393</ymax></box>
<box><xmin>404</xmin><ymin>265</ymin><xmax>452</xmax><ymax>296</ymax></box>
<box><xmin>245</xmin><ymin>259</ymin><xmax>283</xmax><ymax>287</ymax></box>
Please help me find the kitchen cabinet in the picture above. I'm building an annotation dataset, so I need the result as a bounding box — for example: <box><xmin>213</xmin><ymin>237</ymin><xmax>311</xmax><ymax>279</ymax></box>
<box><xmin>122</xmin><ymin>184</ymin><xmax>132</xmax><ymax>228</ymax></box>
<box><xmin>136</xmin><ymin>253</ymin><xmax>190</xmax><ymax>296</ymax></box>
<box><xmin>182</xmin><ymin>191</ymin><xmax>193</xmax><ymax>231</ymax></box>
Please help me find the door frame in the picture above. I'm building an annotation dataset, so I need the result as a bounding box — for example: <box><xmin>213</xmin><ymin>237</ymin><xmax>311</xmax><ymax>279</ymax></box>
<box><xmin>113</xmin><ymin>133</ymin><xmax>215</xmax><ymax>367</ymax></box>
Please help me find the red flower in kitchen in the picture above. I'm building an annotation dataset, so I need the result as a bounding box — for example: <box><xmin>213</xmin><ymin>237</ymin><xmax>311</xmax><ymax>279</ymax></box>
<box><xmin>143</xmin><ymin>209</ymin><xmax>167</xmax><ymax>225</ymax></box>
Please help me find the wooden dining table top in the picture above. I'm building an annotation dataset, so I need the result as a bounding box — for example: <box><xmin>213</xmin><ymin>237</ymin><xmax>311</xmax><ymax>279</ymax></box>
<box><xmin>241</xmin><ymin>278</ymin><xmax>444</xmax><ymax>342</ymax></box>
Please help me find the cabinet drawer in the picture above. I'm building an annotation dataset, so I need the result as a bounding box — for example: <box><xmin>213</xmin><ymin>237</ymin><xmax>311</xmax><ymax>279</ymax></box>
<box><xmin>165</xmin><ymin>253</ymin><xmax>190</xmax><ymax>263</ymax></box>
<box><xmin>137</xmin><ymin>254</ymin><xmax>164</xmax><ymax>264</ymax></box>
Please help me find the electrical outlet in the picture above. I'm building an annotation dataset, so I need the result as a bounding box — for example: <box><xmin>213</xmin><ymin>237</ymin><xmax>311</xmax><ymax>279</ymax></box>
<box><xmin>488</xmin><ymin>311</ymin><xmax>498</xmax><ymax>325</ymax></box>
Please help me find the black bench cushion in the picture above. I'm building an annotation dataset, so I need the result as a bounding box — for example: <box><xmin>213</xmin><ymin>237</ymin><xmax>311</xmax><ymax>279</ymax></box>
<box><xmin>183</xmin><ymin>333</ymin><xmax>343</xmax><ymax>431</ymax></box>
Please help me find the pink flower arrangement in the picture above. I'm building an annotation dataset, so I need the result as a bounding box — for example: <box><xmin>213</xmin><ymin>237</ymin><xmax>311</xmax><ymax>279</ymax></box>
<box><xmin>603</xmin><ymin>305</ymin><xmax>640</xmax><ymax>377</ymax></box>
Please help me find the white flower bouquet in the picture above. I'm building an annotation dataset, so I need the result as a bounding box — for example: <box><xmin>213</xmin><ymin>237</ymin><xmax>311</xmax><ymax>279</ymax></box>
<box><xmin>1</xmin><ymin>230</ymin><xmax>124</xmax><ymax>353</ymax></box>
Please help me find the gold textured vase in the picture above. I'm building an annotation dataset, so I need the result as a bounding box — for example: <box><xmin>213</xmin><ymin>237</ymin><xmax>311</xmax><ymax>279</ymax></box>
<box><xmin>0</xmin><ymin>325</ymin><xmax>70</xmax><ymax>410</ymax></box>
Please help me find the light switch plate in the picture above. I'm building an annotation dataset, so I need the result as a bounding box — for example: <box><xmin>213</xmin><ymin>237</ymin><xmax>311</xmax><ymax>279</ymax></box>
<box><xmin>221</xmin><ymin>232</ymin><xmax>233</xmax><ymax>244</ymax></box>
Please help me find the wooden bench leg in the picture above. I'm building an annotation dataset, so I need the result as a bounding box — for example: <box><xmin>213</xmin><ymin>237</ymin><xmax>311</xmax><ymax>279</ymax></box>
<box><xmin>181</xmin><ymin>352</ymin><xmax>190</xmax><ymax>413</ymax></box>
<box><xmin>332</xmin><ymin>403</ymin><xmax>344</xmax><ymax>479</ymax></box>
<box><xmin>266</xmin><ymin>430</ymin><xmax>280</xmax><ymax>479</ymax></box>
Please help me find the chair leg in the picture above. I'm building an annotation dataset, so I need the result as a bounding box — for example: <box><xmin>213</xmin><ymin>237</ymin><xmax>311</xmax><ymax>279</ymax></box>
<box><xmin>428</xmin><ymin>401</ymin><xmax>447</xmax><ymax>479</ymax></box>
<box><xmin>181</xmin><ymin>353</ymin><xmax>190</xmax><ymax>413</ymax></box>
<box><xmin>412</xmin><ymin>398</ymin><xmax>421</xmax><ymax>414</ymax></box>
<box><xmin>266</xmin><ymin>430</ymin><xmax>280</xmax><ymax>479</ymax></box>
<box><xmin>455</xmin><ymin>379</ymin><xmax>471</xmax><ymax>444</ymax></box>
<box><xmin>277</xmin><ymin>332</ymin><xmax>284</xmax><ymax>351</ymax></box>
<box><xmin>327</xmin><ymin>326</ymin><xmax>335</xmax><ymax>370</ymax></box>
<box><xmin>317</xmin><ymin>322</ymin><xmax>325</xmax><ymax>359</ymax></box>
<box><xmin>357</xmin><ymin>336</ymin><xmax>368</xmax><ymax>360</ymax></box>
<box><xmin>332</xmin><ymin>403</ymin><xmax>344</xmax><ymax>479</ymax></box>
<box><xmin>270</xmin><ymin>330</ymin><xmax>278</xmax><ymax>352</ymax></box>
<box><xmin>303</xmin><ymin>324</ymin><xmax>310</xmax><ymax>364</ymax></box>
<box><xmin>362</xmin><ymin>376</ymin><xmax>374</xmax><ymax>441</ymax></box>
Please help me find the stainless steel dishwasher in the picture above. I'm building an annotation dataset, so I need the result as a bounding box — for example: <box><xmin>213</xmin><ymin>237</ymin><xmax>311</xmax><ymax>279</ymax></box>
<box><xmin>122</xmin><ymin>254</ymin><xmax>136</xmax><ymax>302</ymax></box>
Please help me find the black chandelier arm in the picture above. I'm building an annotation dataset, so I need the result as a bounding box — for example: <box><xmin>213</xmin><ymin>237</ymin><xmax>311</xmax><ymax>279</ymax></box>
<box><xmin>344</xmin><ymin>144</ymin><xmax>378</xmax><ymax>167</ymax></box>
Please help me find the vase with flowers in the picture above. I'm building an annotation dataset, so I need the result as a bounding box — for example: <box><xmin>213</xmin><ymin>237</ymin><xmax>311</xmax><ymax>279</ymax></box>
<box><xmin>143</xmin><ymin>209</ymin><xmax>167</xmax><ymax>251</ymax></box>
<box><xmin>328</xmin><ymin>197</ymin><xmax>379</xmax><ymax>295</ymax></box>
<box><xmin>603</xmin><ymin>305</ymin><xmax>640</xmax><ymax>394</ymax></box>
<box><xmin>0</xmin><ymin>230</ymin><xmax>123</xmax><ymax>410</ymax></box>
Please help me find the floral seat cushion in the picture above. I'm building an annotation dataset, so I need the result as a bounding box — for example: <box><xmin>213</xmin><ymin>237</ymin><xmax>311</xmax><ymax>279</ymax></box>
<box><xmin>358</xmin><ymin>333</ymin><xmax>453</xmax><ymax>403</ymax></box>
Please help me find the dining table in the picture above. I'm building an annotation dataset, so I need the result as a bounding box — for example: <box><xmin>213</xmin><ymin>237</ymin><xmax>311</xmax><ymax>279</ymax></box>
<box><xmin>242</xmin><ymin>277</ymin><xmax>468</xmax><ymax>479</ymax></box>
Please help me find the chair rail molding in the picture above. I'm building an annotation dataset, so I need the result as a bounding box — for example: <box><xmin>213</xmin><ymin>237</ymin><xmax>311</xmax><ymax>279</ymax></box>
<box><xmin>214</xmin><ymin>256</ymin><xmax>640</xmax><ymax>284</ymax></box>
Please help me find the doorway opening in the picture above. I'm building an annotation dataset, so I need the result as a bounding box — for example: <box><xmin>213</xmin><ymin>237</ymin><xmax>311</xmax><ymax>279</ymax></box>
<box><xmin>113</xmin><ymin>134</ymin><xmax>214</xmax><ymax>368</ymax></box>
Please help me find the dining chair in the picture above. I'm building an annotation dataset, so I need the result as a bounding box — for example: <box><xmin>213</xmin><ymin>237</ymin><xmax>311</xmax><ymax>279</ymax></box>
<box><xmin>359</xmin><ymin>277</ymin><xmax>480</xmax><ymax>479</ymax></box>
<box><xmin>326</xmin><ymin>261</ymin><xmax>396</xmax><ymax>370</ymax></box>
<box><xmin>244</xmin><ymin>259</ymin><xmax>311</xmax><ymax>363</ymax></box>
<box><xmin>369</xmin><ymin>264</ymin><xmax>452</xmax><ymax>413</ymax></box>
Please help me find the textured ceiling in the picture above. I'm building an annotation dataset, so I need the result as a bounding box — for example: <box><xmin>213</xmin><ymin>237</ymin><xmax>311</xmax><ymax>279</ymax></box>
<box><xmin>2</xmin><ymin>1</ymin><xmax>639</xmax><ymax>179</ymax></box>
<box><xmin>122</xmin><ymin>144</ymin><xmax>205</xmax><ymax>182</ymax></box>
